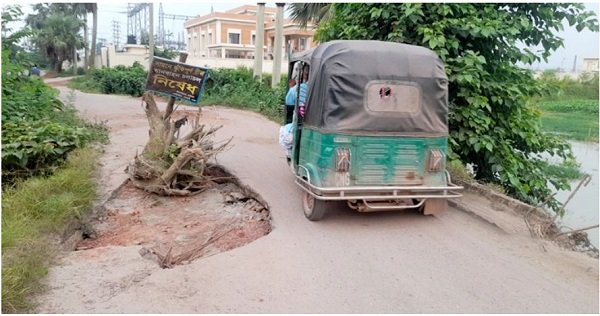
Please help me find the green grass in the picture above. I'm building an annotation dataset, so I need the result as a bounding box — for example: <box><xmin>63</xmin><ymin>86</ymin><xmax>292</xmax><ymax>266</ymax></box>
<box><xmin>447</xmin><ymin>159</ymin><xmax>474</xmax><ymax>182</ymax></box>
<box><xmin>67</xmin><ymin>75</ymin><xmax>102</xmax><ymax>94</ymax></box>
<box><xmin>536</xmin><ymin>99</ymin><xmax>599</xmax><ymax>142</ymax></box>
<box><xmin>540</xmin><ymin>110</ymin><xmax>599</xmax><ymax>142</ymax></box>
<box><xmin>2</xmin><ymin>148</ymin><xmax>100</xmax><ymax>313</ymax></box>
<box><xmin>538</xmin><ymin>99</ymin><xmax>599</xmax><ymax>115</ymax></box>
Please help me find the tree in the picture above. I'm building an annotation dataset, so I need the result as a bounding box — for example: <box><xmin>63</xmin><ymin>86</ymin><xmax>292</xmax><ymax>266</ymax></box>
<box><xmin>314</xmin><ymin>3</ymin><xmax>598</xmax><ymax>214</ymax></box>
<box><xmin>153</xmin><ymin>47</ymin><xmax>177</xmax><ymax>59</ymax></box>
<box><xmin>24</xmin><ymin>3</ymin><xmax>50</xmax><ymax>30</ymax></box>
<box><xmin>26</xmin><ymin>4</ymin><xmax>85</xmax><ymax>73</ymax></box>
<box><xmin>2</xmin><ymin>6</ymin><xmax>32</xmax><ymax>57</ymax></box>
<box><xmin>29</xmin><ymin>13</ymin><xmax>84</xmax><ymax>73</ymax></box>
<box><xmin>287</xmin><ymin>3</ymin><xmax>332</xmax><ymax>29</ymax></box>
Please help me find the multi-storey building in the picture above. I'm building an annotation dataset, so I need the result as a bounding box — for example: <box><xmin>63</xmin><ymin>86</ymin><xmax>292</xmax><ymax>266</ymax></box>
<box><xmin>184</xmin><ymin>5</ymin><xmax>314</xmax><ymax>60</ymax></box>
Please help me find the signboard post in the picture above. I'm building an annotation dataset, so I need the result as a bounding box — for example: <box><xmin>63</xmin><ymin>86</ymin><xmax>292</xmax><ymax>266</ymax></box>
<box><xmin>145</xmin><ymin>56</ymin><xmax>208</xmax><ymax>104</ymax></box>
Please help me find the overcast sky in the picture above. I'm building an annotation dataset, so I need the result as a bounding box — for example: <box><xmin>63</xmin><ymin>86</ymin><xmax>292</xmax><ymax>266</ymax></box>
<box><xmin>8</xmin><ymin>1</ymin><xmax>600</xmax><ymax>71</ymax></box>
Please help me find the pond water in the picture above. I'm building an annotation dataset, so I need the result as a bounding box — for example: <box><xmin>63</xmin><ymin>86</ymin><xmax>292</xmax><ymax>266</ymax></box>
<box><xmin>554</xmin><ymin>141</ymin><xmax>599</xmax><ymax>248</ymax></box>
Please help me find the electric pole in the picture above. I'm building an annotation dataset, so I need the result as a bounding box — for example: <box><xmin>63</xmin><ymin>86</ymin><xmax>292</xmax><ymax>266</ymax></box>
<box><xmin>149</xmin><ymin>3</ymin><xmax>154</xmax><ymax>67</ymax></box>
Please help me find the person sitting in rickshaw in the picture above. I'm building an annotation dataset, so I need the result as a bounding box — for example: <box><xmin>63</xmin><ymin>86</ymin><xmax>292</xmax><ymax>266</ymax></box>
<box><xmin>283</xmin><ymin>78</ymin><xmax>297</xmax><ymax>124</ymax></box>
<box><xmin>284</xmin><ymin>64</ymin><xmax>310</xmax><ymax>120</ymax></box>
<box><xmin>280</xmin><ymin>65</ymin><xmax>310</xmax><ymax>160</ymax></box>
<box><xmin>279</xmin><ymin>123</ymin><xmax>295</xmax><ymax>161</ymax></box>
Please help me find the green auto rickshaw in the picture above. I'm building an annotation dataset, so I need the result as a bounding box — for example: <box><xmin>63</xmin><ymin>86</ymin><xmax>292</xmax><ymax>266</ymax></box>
<box><xmin>285</xmin><ymin>40</ymin><xmax>463</xmax><ymax>221</ymax></box>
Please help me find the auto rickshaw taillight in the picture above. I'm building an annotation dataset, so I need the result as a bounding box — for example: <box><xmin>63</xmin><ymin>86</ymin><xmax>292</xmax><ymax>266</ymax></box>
<box><xmin>427</xmin><ymin>149</ymin><xmax>444</xmax><ymax>172</ymax></box>
<box><xmin>336</xmin><ymin>148</ymin><xmax>351</xmax><ymax>172</ymax></box>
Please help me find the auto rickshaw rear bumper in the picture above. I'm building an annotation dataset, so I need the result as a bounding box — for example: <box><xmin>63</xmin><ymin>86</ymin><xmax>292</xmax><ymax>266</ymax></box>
<box><xmin>295</xmin><ymin>169</ymin><xmax>463</xmax><ymax>211</ymax></box>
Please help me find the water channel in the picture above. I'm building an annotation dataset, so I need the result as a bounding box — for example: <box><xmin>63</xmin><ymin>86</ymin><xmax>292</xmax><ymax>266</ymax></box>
<box><xmin>554</xmin><ymin>141</ymin><xmax>599</xmax><ymax>248</ymax></box>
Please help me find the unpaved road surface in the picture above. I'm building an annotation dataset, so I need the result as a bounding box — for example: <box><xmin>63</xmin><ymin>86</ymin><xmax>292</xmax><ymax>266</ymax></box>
<box><xmin>36</xmin><ymin>82</ymin><xmax>599</xmax><ymax>313</ymax></box>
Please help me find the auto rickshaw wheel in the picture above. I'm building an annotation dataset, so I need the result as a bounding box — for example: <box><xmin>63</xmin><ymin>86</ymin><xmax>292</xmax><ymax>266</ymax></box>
<box><xmin>302</xmin><ymin>191</ymin><xmax>327</xmax><ymax>221</ymax></box>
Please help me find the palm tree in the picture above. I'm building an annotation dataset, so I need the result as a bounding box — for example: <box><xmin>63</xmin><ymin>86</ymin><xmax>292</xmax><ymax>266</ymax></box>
<box><xmin>25</xmin><ymin>3</ymin><xmax>50</xmax><ymax>30</ymax></box>
<box><xmin>27</xmin><ymin>3</ymin><xmax>89</xmax><ymax>74</ymax></box>
<box><xmin>287</xmin><ymin>3</ymin><xmax>332</xmax><ymax>29</ymax></box>
<box><xmin>32</xmin><ymin>13</ymin><xmax>84</xmax><ymax>73</ymax></box>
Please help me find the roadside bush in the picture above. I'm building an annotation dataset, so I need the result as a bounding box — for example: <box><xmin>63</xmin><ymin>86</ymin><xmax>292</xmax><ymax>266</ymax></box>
<box><xmin>447</xmin><ymin>159</ymin><xmax>474</xmax><ymax>182</ymax></box>
<box><xmin>201</xmin><ymin>67</ymin><xmax>287</xmax><ymax>121</ymax></box>
<box><xmin>2</xmin><ymin>45</ymin><xmax>107</xmax><ymax>182</ymax></box>
<box><xmin>2</xmin><ymin>119</ymin><xmax>102</xmax><ymax>179</ymax></box>
<box><xmin>67</xmin><ymin>75</ymin><xmax>102</xmax><ymax>93</ymax></box>
<box><xmin>58</xmin><ymin>66</ymin><xmax>85</xmax><ymax>77</ymax></box>
<box><xmin>92</xmin><ymin>62</ymin><xmax>147</xmax><ymax>96</ymax></box>
<box><xmin>67</xmin><ymin>65</ymin><xmax>289</xmax><ymax>121</ymax></box>
<box><xmin>538</xmin><ymin>70</ymin><xmax>599</xmax><ymax>100</ymax></box>
<box><xmin>153</xmin><ymin>47</ymin><xmax>178</xmax><ymax>60</ymax></box>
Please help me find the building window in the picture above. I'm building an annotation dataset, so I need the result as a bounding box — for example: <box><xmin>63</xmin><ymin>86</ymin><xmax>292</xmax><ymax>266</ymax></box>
<box><xmin>225</xmin><ymin>50</ymin><xmax>244</xmax><ymax>59</ymax></box>
<box><xmin>252</xmin><ymin>34</ymin><xmax>256</xmax><ymax>46</ymax></box>
<box><xmin>228</xmin><ymin>33</ymin><xmax>240</xmax><ymax>44</ymax></box>
<box><xmin>300</xmin><ymin>38</ymin><xmax>306</xmax><ymax>50</ymax></box>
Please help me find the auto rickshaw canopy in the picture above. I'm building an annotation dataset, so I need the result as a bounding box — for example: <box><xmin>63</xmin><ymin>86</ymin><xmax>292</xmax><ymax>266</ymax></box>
<box><xmin>291</xmin><ymin>40</ymin><xmax>449</xmax><ymax>136</ymax></box>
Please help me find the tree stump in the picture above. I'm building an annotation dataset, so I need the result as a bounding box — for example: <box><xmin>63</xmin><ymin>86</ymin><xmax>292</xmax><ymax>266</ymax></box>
<box><xmin>126</xmin><ymin>92</ymin><xmax>231</xmax><ymax>196</ymax></box>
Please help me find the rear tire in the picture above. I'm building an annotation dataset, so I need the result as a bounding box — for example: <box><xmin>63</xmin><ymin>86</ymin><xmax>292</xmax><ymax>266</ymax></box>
<box><xmin>303</xmin><ymin>191</ymin><xmax>327</xmax><ymax>221</ymax></box>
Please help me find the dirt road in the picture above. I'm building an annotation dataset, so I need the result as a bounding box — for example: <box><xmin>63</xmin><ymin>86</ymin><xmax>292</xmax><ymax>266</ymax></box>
<box><xmin>36</xmin><ymin>85</ymin><xmax>599</xmax><ymax>313</ymax></box>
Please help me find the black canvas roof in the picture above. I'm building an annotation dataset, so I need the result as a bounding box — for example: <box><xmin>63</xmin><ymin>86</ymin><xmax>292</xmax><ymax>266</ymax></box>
<box><xmin>291</xmin><ymin>40</ymin><xmax>448</xmax><ymax>135</ymax></box>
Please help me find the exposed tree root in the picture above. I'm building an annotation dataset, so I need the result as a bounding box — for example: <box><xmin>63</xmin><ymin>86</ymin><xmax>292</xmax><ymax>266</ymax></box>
<box><xmin>127</xmin><ymin>92</ymin><xmax>231</xmax><ymax>196</ymax></box>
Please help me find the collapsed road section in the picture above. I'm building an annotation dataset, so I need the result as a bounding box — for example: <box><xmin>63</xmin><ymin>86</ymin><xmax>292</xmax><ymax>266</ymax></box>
<box><xmin>76</xmin><ymin>165</ymin><xmax>271</xmax><ymax>268</ymax></box>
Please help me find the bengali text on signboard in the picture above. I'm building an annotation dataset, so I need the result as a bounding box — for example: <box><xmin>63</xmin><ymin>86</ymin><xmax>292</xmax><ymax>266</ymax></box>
<box><xmin>145</xmin><ymin>57</ymin><xmax>208</xmax><ymax>104</ymax></box>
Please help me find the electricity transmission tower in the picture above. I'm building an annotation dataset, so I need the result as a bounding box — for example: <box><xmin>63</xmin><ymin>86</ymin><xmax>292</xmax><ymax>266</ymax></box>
<box><xmin>158</xmin><ymin>3</ymin><xmax>194</xmax><ymax>49</ymax></box>
<box><xmin>127</xmin><ymin>3</ymin><xmax>150</xmax><ymax>44</ymax></box>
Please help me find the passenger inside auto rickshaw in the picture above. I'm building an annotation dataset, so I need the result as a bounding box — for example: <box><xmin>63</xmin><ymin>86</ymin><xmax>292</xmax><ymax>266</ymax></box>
<box><xmin>284</xmin><ymin>64</ymin><xmax>310</xmax><ymax>122</ymax></box>
<box><xmin>279</xmin><ymin>64</ymin><xmax>310</xmax><ymax>160</ymax></box>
